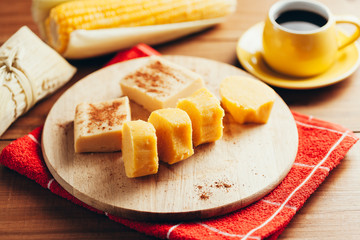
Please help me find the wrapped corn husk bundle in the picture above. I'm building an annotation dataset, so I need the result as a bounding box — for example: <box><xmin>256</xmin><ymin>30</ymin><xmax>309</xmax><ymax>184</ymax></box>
<box><xmin>31</xmin><ymin>0</ymin><xmax>237</xmax><ymax>59</ymax></box>
<box><xmin>0</xmin><ymin>26</ymin><xmax>76</xmax><ymax>136</ymax></box>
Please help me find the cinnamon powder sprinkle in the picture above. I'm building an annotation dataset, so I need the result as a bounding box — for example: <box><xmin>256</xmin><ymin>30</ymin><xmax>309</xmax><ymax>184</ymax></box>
<box><xmin>195</xmin><ymin>180</ymin><xmax>233</xmax><ymax>200</ymax></box>
<box><xmin>213</xmin><ymin>181</ymin><xmax>233</xmax><ymax>189</ymax></box>
<box><xmin>124</xmin><ymin>60</ymin><xmax>185</xmax><ymax>96</ymax></box>
<box><xmin>57</xmin><ymin>121</ymin><xmax>72</xmax><ymax>131</ymax></box>
<box><xmin>87</xmin><ymin>101</ymin><xmax>126</xmax><ymax>130</ymax></box>
<box><xmin>200</xmin><ymin>192</ymin><xmax>210</xmax><ymax>200</ymax></box>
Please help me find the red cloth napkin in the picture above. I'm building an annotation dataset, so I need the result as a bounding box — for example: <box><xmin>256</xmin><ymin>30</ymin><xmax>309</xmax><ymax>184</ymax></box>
<box><xmin>103</xmin><ymin>43</ymin><xmax>161</xmax><ymax>67</ymax></box>
<box><xmin>0</xmin><ymin>44</ymin><xmax>358</xmax><ymax>240</ymax></box>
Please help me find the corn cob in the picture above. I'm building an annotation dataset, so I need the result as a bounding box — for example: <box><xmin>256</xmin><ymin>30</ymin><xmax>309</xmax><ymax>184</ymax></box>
<box><xmin>31</xmin><ymin>0</ymin><xmax>75</xmax><ymax>38</ymax></box>
<box><xmin>45</xmin><ymin>0</ymin><xmax>236</xmax><ymax>54</ymax></box>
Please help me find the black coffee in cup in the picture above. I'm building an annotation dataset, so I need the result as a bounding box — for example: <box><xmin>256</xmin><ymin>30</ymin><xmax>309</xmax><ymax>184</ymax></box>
<box><xmin>275</xmin><ymin>10</ymin><xmax>328</xmax><ymax>31</ymax></box>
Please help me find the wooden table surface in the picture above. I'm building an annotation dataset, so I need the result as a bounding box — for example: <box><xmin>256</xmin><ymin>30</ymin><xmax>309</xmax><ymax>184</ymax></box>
<box><xmin>1</xmin><ymin>0</ymin><xmax>359</xmax><ymax>239</ymax></box>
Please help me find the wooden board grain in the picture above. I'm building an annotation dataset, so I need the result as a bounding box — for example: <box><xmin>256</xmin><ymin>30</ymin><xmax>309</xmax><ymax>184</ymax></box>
<box><xmin>41</xmin><ymin>55</ymin><xmax>298</xmax><ymax>221</ymax></box>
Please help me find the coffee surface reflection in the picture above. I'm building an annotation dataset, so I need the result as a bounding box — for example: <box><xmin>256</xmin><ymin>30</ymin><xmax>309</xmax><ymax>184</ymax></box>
<box><xmin>275</xmin><ymin>10</ymin><xmax>328</xmax><ymax>31</ymax></box>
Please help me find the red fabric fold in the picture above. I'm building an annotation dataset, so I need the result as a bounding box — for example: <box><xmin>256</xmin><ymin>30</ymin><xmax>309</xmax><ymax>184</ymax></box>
<box><xmin>103</xmin><ymin>43</ymin><xmax>161</xmax><ymax>67</ymax></box>
<box><xmin>0</xmin><ymin>44</ymin><xmax>358</xmax><ymax>240</ymax></box>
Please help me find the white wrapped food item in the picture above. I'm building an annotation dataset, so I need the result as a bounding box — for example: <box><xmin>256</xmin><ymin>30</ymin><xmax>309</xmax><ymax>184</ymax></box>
<box><xmin>0</xmin><ymin>26</ymin><xmax>76</xmax><ymax>136</ymax></box>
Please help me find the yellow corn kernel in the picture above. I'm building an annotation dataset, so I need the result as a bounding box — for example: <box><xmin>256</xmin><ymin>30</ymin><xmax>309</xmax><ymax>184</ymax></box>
<box><xmin>45</xmin><ymin>0</ymin><xmax>236</xmax><ymax>53</ymax></box>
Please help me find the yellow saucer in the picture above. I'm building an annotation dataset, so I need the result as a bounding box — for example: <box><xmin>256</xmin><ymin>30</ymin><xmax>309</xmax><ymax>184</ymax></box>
<box><xmin>236</xmin><ymin>22</ymin><xmax>360</xmax><ymax>89</ymax></box>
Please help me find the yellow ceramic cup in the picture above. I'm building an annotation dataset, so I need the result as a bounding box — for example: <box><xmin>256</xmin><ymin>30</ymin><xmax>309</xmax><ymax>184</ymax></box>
<box><xmin>263</xmin><ymin>0</ymin><xmax>360</xmax><ymax>77</ymax></box>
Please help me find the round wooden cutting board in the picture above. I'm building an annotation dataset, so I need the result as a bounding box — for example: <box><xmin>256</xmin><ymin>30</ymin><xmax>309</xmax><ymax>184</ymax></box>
<box><xmin>42</xmin><ymin>55</ymin><xmax>298</xmax><ymax>221</ymax></box>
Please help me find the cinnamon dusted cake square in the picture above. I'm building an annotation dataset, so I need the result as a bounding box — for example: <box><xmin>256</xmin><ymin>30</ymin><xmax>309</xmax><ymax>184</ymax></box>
<box><xmin>120</xmin><ymin>56</ymin><xmax>204</xmax><ymax>112</ymax></box>
<box><xmin>74</xmin><ymin>96</ymin><xmax>131</xmax><ymax>153</ymax></box>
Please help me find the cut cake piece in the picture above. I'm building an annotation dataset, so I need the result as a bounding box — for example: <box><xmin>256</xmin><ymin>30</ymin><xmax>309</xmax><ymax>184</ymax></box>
<box><xmin>220</xmin><ymin>76</ymin><xmax>276</xmax><ymax>124</ymax></box>
<box><xmin>148</xmin><ymin>108</ymin><xmax>194</xmax><ymax>165</ymax></box>
<box><xmin>122</xmin><ymin>120</ymin><xmax>159</xmax><ymax>178</ymax></box>
<box><xmin>120</xmin><ymin>56</ymin><xmax>205</xmax><ymax>112</ymax></box>
<box><xmin>74</xmin><ymin>96</ymin><xmax>131</xmax><ymax>153</ymax></box>
<box><xmin>177</xmin><ymin>88</ymin><xmax>225</xmax><ymax>147</ymax></box>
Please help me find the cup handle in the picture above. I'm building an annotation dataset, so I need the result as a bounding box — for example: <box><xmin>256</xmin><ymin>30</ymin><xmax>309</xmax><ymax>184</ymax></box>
<box><xmin>335</xmin><ymin>15</ymin><xmax>360</xmax><ymax>50</ymax></box>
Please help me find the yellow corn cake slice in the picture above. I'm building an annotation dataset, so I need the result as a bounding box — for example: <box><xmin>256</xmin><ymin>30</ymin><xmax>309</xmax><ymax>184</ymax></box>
<box><xmin>74</xmin><ymin>97</ymin><xmax>131</xmax><ymax>153</ymax></box>
<box><xmin>148</xmin><ymin>108</ymin><xmax>194</xmax><ymax>165</ymax></box>
<box><xmin>120</xmin><ymin>56</ymin><xmax>204</xmax><ymax>112</ymax></box>
<box><xmin>122</xmin><ymin>120</ymin><xmax>159</xmax><ymax>178</ymax></box>
<box><xmin>177</xmin><ymin>88</ymin><xmax>225</xmax><ymax>147</ymax></box>
<box><xmin>220</xmin><ymin>76</ymin><xmax>276</xmax><ymax>124</ymax></box>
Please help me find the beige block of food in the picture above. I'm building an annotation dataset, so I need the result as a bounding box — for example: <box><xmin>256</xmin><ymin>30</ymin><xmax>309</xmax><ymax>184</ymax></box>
<box><xmin>122</xmin><ymin>120</ymin><xmax>159</xmax><ymax>178</ymax></box>
<box><xmin>148</xmin><ymin>108</ymin><xmax>194</xmax><ymax>165</ymax></box>
<box><xmin>220</xmin><ymin>76</ymin><xmax>276</xmax><ymax>124</ymax></box>
<box><xmin>120</xmin><ymin>56</ymin><xmax>204</xmax><ymax>112</ymax></box>
<box><xmin>177</xmin><ymin>88</ymin><xmax>225</xmax><ymax>147</ymax></box>
<box><xmin>74</xmin><ymin>97</ymin><xmax>131</xmax><ymax>153</ymax></box>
